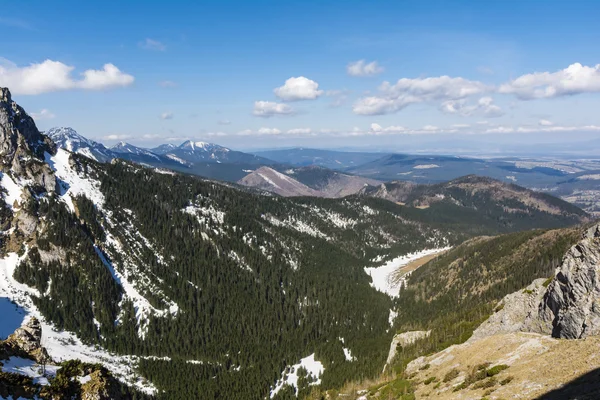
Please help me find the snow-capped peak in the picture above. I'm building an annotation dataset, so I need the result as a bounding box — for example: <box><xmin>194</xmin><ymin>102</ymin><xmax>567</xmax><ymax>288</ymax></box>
<box><xmin>46</xmin><ymin>127</ymin><xmax>112</xmax><ymax>162</ymax></box>
<box><xmin>46</xmin><ymin>127</ymin><xmax>96</xmax><ymax>151</ymax></box>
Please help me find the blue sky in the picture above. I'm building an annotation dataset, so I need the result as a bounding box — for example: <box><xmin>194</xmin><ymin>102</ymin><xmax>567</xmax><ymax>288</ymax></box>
<box><xmin>2</xmin><ymin>0</ymin><xmax>600</xmax><ymax>152</ymax></box>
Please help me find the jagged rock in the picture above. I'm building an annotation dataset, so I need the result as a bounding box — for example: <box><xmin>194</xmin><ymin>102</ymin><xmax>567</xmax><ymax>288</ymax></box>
<box><xmin>470</xmin><ymin>278</ymin><xmax>548</xmax><ymax>341</ymax></box>
<box><xmin>473</xmin><ymin>223</ymin><xmax>600</xmax><ymax>340</ymax></box>
<box><xmin>383</xmin><ymin>330</ymin><xmax>431</xmax><ymax>371</ymax></box>
<box><xmin>0</xmin><ymin>87</ymin><xmax>57</xmax><ymax>193</ymax></box>
<box><xmin>5</xmin><ymin>317</ymin><xmax>51</xmax><ymax>364</ymax></box>
<box><xmin>16</xmin><ymin>211</ymin><xmax>38</xmax><ymax>236</ymax></box>
<box><xmin>538</xmin><ymin>224</ymin><xmax>600</xmax><ymax>338</ymax></box>
<box><xmin>80</xmin><ymin>369</ymin><xmax>123</xmax><ymax>400</ymax></box>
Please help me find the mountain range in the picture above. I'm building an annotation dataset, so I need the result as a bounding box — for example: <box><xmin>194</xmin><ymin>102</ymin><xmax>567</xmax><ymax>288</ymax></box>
<box><xmin>0</xmin><ymin>87</ymin><xmax>596</xmax><ymax>398</ymax></box>
<box><xmin>43</xmin><ymin>127</ymin><xmax>600</xmax><ymax>217</ymax></box>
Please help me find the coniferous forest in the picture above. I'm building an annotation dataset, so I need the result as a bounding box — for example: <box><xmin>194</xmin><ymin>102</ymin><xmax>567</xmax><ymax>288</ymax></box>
<box><xmin>3</xmin><ymin>152</ymin><xmax>589</xmax><ymax>399</ymax></box>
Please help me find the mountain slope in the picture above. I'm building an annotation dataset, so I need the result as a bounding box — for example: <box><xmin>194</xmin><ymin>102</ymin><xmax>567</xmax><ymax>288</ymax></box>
<box><xmin>46</xmin><ymin>127</ymin><xmax>113</xmax><ymax>162</ymax></box>
<box><xmin>238</xmin><ymin>166</ymin><xmax>382</xmax><ymax>198</ymax></box>
<box><xmin>361</xmin><ymin>175</ymin><xmax>588</xmax><ymax>232</ymax></box>
<box><xmin>238</xmin><ymin>166</ymin><xmax>321</xmax><ymax>196</ymax></box>
<box><xmin>0</xmin><ymin>88</ymin><xmax>591</xmax><ymax>398</ymax></box>
<box><xmin>396</xmin><ymin>223</ymin><xmax>600</xmax><ymax>400</ymax></box>
<box><xmin>164</xmin><ymin>140</ymin><xmax>275</xmax><ymax>165</ymax></box>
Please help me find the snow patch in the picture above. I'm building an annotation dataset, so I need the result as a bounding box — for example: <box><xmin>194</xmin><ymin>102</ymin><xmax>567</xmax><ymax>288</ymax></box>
<box><xmin>45</xmin><ymin>148</ymin><xmax>105</xmax><ymax>212</ymax></box>
<box><xmin>0</xmin><ymin>173</ymin><xmax>24</xmax><ymax>209</ymax></box>
<box><xmin>1</xmin><ymin>356</ymin><xmax>60</xmax><ymax>386</ymax></box>
<box><xmin>364</xmin><ymin>247</ymin><xmax>450</xmax><ymax>298</ymax></box>
<box><xmin>270</xmin><ymin>353</ymin><xmax>325</xmax><ymax>398</ymax></box>
<box><xmin>0</xmin><ymin>251</ymin><xmax>157</xmax><ymax>394</ymax></box>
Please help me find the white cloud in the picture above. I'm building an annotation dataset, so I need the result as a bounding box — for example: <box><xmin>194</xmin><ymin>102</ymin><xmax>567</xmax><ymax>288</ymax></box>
<box><xmin>140</xmin><ymin>38</ymin><xmax>166</xmax><ymax>51</ymax></box>
<box><xmin>0</xmin><ymin>59</ymin><xmax>134</xmax><ymax>95</ymax></box>
<box><xmin>484</xmin><ymin>124</ymin><xmax>600</xmax><ymax>134</ymax></box>
<box><xmin>257</xmin><ymin>127</ymin><xmax>281</xmax><ymax>135</ymax></box>
<box><xmin>441</xmin><ymin>96</ymin><xmax>503</xmax><ymax>117</ymax></box>
<box><xmin>218</xmin><ymin>119</ymin><xmax>231</xmax><ymax>125</ymax></box>
<box><xmin>355</xmin><ymin>123</ymin><xmax>453</xmax><ymax>136</ymax></box>
<box><xmin>159</xmin><ymin>80</ymin><xmax>177</xmax><ymax>88</ymax></box>
<box><xmin>253</xmin><ymin>101</ymin><xmax>294</xmax><ymax>117</ymax></box>
<box><xmin>30</xmin><ymin>109</ymin><xmax>55</xmax><ymax>120</ymax></box>
<box><xmin>499</xmin><ymin>63</ymin><xmax>600</xmax><ymax>99</ymax></box>
<box><xmin>539</xmin><ymin>119</ymin><xmax>553</xmax><ymax>126</ymax></box>
<box><xmin>369</xmin><ymin>123</ymin><xmax>407</xmax><ymax>134</ymax></box>
<box><xmin>237</xmin><ymin>127</ymin><xmax>282</xmax><ymax>136</ymax></box>
<box><xmin>273</xmin><ymin>77</ymin><xmax>323</xmax><ymax>101</ymax></box>
<box><xmin>354</xmin><ymin>75</ymin><xmax>487</xmax><ymax>115</ymax></box>
<box><xmin>103</xmin><ymin>134</ymin><xmax>131</xmax><ymax>141</ymax></box>
<box><xmin>347</xmin><ymin>60</ymin><xmax>384</xmax><ymax>77</ymax></box>
<box><xmin>160</xmin><ymin>112</ymin><xmax>173</xmax><ymax>120</ymax></box>
<box><xmin>287</xmin><ymin>128</ymin><xmax>312</xmax><ymax>135</ymax></box>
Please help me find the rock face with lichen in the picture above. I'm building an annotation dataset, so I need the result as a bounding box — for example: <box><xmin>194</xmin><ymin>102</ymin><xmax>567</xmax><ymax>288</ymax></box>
<box><xmin>537</xmin><ymin>224</ymin><xmax>600</xmax><ymax>338</ymax></box>
<box><xmin>472</xmin><ymin>223</ymin><xmax>600</xmax><ymax>340</ymax></box>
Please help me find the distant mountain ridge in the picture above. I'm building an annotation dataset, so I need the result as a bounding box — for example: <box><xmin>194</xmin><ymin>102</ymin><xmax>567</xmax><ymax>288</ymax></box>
<box><xmin>45</xmin><ymin>128</ymin><xmax>279</xmax><ymax>180</ymax></box>
<box><xmin>161</xmin><ymin>140</ymin><xmax>276</xmax><ymax>165</ymax></box>
<box><xmin>238</xmin><ymin>166</ymin><xmax>382</xmax><ymax>197</ymax></box>
<box><xmin>46</xmin><ymin>127</ymin><xmax>114</xmax><ymax>162</ymax></box>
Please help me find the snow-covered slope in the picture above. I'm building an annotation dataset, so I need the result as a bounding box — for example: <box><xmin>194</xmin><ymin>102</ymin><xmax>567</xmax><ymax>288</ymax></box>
<box><xmin>46</xmin><ymin>127</ymin><xmax>113</xmax><ymax>162</ymax></box>
<box><xmin>164</xmin><ymin>140</ymin><xmax>275</xmax><ymax>165</ymax></box>
<box><xmin>238</xmin><ymin>166</ymin><xmax>322</xmax><ymax>197</ymax></box>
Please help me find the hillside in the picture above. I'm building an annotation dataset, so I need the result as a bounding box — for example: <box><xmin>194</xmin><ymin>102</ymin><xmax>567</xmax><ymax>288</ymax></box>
<box><xmin>313</xmin><ymin>226</ymin><xmax>583</xmax><ymax>399</ymax></box>
<box><xmin>157</xmin><ymin>140</ymin><xmax>275</xmax><ymax>165</ymax></box>
<box><xmin>0</xmin><ymin>87</ymin><xmax>591</xmax><ymax>398</ymax></box>
<box><xmin>238</xmin><ymin>166</ymin><xmax>381</xmax><ymax>198</ymax></box>
<box><xmin>361</xmin><ymin>175</ymin><xmax>588</xmax><ymax>232</ymax></box>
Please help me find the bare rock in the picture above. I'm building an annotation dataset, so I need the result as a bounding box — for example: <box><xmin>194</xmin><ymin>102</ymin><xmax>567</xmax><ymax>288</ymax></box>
<box><xmin>538</xmin><ymin>224</ymin><xmax>600</xmax><ymax>338</ymax></box>
<box><xmin>80</xmin><ymin>369</ymin><xmax>123</xmax><ymax>400</ymax></box>
<box><xmin>384</xmin><ymin>330</ymin><xmax>431</xmax><ymax>371</ymax></box>
<box><xmin>470</xmin><ymin>278</ymin><xmax>548</xmax><ymax>341</ymax></box>
<box><xmin>474</xmin><ymin>223</ymin><xmax>600</xmax><ymax>341</ymax></box>
<box><xmin>0</xmin><ymin>87</ymin><xmax>56</xmax><ymax>192</ymax></box>
<box><xmin>4</xmin><ymin>317</ymin><xmax>50</xmax><ymax>364</ymax></box>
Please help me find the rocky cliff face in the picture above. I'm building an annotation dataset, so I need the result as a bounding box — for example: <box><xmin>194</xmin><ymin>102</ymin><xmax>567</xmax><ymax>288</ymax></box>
<box><xmin>4</xmin><ymin>317</ymin><xmax>50</xmax><ymax>364</ymax></box>
<box><xmin>472</xmin><ymin>223</ymin><xmax>600</xmax><ymax>340</ymax></box>
<box><xmin>0</xmin><ymin>88</ymin><xmax>56</xmax><ymax>194</ymax></box>
<box><xmin>538</xmin><ymin>224</ymin><xmax>600</xmax><ymax>338</ymax></box>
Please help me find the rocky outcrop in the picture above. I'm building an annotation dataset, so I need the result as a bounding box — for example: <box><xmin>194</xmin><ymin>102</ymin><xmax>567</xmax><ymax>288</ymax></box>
<box><xmin>4</xmin><ymin>317</ymin><xmax>51</xmax><ymax>364</ymax></box>
<box><xmin>473</xmin><ymin>223</ymin><xmax>600</xmax><ymax>340</ymax></box>
<box><xmin>0</xmin><ymin>87</ymin><xmax>57</xmax><ymax>193</ymax></box>
<box><xmin>538</xmin><ymin>224</ymin><xmax>600</xmax><ymax>338</ymax></box>
<box><xmin>384</xmin><ymin>330</ymin><xmax>431</xmax><ymax>371</ymax></box>
<box><xmin>80</xmin><ymin>369</ymin><xmax>124</xmax><ymax>400</ymax></box>
<box><xmin>470</xmin><ymin>278</ymin><xmax>548</xmax><ymax>341</ymax></box>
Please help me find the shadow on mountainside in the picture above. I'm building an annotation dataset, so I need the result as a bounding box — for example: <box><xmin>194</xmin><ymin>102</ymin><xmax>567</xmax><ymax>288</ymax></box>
<box><xmin>536</xmin><ymin>367</ymin><xmax>600</xmax><ymax>400</ymax></box>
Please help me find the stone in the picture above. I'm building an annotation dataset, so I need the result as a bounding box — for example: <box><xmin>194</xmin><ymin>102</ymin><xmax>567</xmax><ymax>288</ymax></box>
<box><xmin>538</xmin><ymin>223</ymin><xmax>600</xmax><ymax>338</ymax></box>
<box><xmin>383</xmin><ymin>330</ymin><xmax>431</xmax><ymax>371</ymax></box>
<box><xmin>472</xmin><ymin>223</ymin><xmax>600</xmax><ymax>341</ymax></box>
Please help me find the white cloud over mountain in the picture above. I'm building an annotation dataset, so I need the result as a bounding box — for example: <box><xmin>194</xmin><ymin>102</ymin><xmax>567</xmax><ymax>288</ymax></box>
<box><xmin>0</xmin><ymin>59</ymin><xmax>134</xmax><ymax>95</ymax></box>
